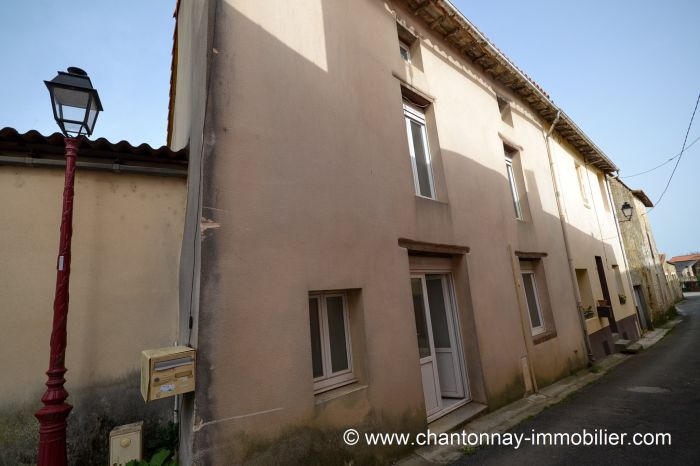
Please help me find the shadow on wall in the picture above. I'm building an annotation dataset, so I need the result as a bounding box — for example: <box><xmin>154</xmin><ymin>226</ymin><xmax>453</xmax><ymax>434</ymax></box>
<box><xmin>0</xmin><ymin>371</ymin><xmax>172</xmax><ymax>466</ymax></box>
<box><xmin>179</xmin><ymin>0</ymin><xmax>633</xmax><ymax>464</ymax></box>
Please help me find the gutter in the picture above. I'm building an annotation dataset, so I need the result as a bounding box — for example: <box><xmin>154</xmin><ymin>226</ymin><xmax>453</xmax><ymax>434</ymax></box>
<box><xmin>0</xmin><ymin>156</ymin><xmax>187</xmax><ymax>177</ymax></box>
<box><xmin>542</xmin><ymin>110</ymin><xmax>595</xmax><ymax>364</ymax></box>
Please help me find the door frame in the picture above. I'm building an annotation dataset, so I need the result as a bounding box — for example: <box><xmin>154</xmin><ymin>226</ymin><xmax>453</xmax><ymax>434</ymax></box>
<box><xmin>411</xmin><ymin>272</ymin><xmax>471</xmax><ymax>422</ymax></box>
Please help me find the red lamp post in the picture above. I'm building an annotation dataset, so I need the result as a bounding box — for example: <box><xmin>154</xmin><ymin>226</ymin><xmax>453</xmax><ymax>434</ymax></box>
<box><xmin>36</xmin><ymin>67</ymin><xmax>102</xmax><ymax>466</ymax></box>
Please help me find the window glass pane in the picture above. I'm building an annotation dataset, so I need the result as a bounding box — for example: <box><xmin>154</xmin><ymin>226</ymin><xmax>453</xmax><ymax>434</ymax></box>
<box><xmin>409</xmin><ymin>120</ymin><xmax>432</xmax><ymax>197</ymax></box>
<box><xmin>426</xmin><ymin>276</ymin><xmax>451</xmax><ymax>348</ymax></box>
<box><xmin>400</xmin><ymin>44</ymin><xmax>410</xmax><ymax>62</ymax></box>
<box><xmin>506</xmin><ymin>161</ymin><xmax>521</xmax><ymax>219</ymax></box>
<box><xmin>522</xmin><ymin>273</ymin><xmax>543</xmax><ymax>328</ymax></box>
<box><xmin>309</xmin><ymin>298</ymin><xmax>323</xmax><ymax>378</ymax></box>
<box><xmin>411</xmin><ymin>278</ymin><xmax>431</xmax><ymax>358</ymax></box>
<box><xmin>326</xmin><ymin>296</ymin><xmax>349</xmax><ymax>373</ymax></box>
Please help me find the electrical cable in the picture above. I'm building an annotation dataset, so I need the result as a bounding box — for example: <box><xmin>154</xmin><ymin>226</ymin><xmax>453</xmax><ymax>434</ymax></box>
<box><xmin>648</xmin><ymin>93</ymin><xmax>700</xmax><ymax>211</ymax></box>
<box><xmin>621</xmin><ymin>134</ymin><xmax>700</xmax><ymax>178</ymax></box>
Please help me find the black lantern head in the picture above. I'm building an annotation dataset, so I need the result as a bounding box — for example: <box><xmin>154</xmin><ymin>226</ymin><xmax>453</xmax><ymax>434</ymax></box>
<box><xmin>621</xmin><ymin>201</ymin><xmax>633</xmax><ymax>221</ymax></box>
<box><xmin>45</xmin><ymin>67</ymin><xmax>103</xmax><ymax>137</ymax></box>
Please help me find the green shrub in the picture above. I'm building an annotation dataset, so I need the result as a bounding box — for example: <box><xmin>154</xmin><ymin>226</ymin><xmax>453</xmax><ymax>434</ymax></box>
<box><xmin>126</xmin><ymin>449</ymin><xmax>176</xmax><ymax>466</ymax></box>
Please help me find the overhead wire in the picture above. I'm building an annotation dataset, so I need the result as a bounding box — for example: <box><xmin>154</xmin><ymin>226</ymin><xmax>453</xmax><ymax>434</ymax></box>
<box><xmin>648</xmin><ymin>93</ymin><xmax>700</xmax><ymax>212</ymax></box>
<box><xmin>620</xmin><ymin>134</ymin><xmax>700</xmax><ymax>179</ymax></box>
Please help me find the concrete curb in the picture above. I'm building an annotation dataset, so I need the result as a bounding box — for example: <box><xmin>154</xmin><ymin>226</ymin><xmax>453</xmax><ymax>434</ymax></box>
<box><xmin>396</xmin><ymin>315</ymin><xmax>684</xmax><ymax>465</ymax></box>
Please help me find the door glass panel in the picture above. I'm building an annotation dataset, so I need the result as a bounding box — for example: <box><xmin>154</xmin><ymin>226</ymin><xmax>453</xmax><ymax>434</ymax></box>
<box><xmin>326</xmin><ymin>296</ymin><xmax>349</xmax><ymax>373</ymax></box>
<box><xmin>309</xmin><ymin>298</ymin><xmax>323</xmax><ymax>378</ymax></box>
<box><xmin>409</xmin><ymin>120</ymin><xmax>432</xmax><ymax>197</ymax></box>
<box><xmin>411</xmin><ymin>278</ymin><xmax>431</xmax><ymax>357</ymax></box>
<box><xmin>426</xmin><ymin>276</ymin><xmax>451</xmax><ymax>348</ymax></box>
<box><xmin>522</xmin><ymin>273</ymin><xmax>543</xmax><ymax>328</ymax></box>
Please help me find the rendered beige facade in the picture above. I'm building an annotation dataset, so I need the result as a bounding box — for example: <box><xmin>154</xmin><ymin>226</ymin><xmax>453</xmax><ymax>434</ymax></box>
<box><xmin>169</xmin><ymin>1</ymin><xmax>642</xmax><ymax>464</ymax></box>
<box><xmin>0</xmin><ymin>132</ymin><xmax>186</xmax><ymax>465</ymax></box>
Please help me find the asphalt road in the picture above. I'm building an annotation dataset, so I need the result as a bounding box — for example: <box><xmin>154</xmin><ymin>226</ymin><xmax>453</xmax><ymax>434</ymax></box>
<box><xmin>453</xmin><ymin>293</ymin><xmax>700</xmax><ymax>466</ymax></box>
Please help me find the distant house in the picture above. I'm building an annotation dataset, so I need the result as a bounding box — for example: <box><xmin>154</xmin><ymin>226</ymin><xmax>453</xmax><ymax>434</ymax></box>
<box><xmin>669</xmin><ymin>253</ymin><xmax>700</xmax><ymax>291</ymax></box>
<box><xmin>660</xmin><ymin>254</ymin><xmax>684</xmax><ymax>302</ymax></box>
<box><xmin>0</xmin><ymin>127</ymin><xmax>187</xmax><ymax>465</ymax></box>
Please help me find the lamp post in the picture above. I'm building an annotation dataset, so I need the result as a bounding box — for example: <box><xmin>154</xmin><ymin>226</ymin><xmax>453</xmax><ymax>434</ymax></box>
<box><xmin>36</xmin><ymin>67</ymin><xmax>102</xmax><ymax>466</ymax></box>
<box><xmin>620</xmin><ymin>201</ymin><xmax>634</xmax><ymax>222</ymax></box>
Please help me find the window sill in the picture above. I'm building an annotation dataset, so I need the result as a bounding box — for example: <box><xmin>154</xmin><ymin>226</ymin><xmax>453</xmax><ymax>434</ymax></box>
<box><xmin>314</xmin><ymin>381</ymin><xmax>366</xmax><ymax>405</ymax></box>
<box><xmin>532</xmin><ymin>329</ymin><xmax>558</xmax><ymax>345</ymax></box>
<box><xmin>415</xmin><ymin>194</ymin><xmax>448</xmax><ymax>206</ymax></box>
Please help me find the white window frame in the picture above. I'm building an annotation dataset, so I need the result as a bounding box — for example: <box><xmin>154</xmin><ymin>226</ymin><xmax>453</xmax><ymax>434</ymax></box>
<box><xmin>575</xmin><ymin>163</ymin><xmax>590</xmax><ymax>207</ymax></box>
<box><xmin>400</xmin><ymin>41</ymin><xmax>411</xmax><ymax>63</ymax></box>
<box><xmin>403</xmin><ymin>103</ymin><xmax>436</xmax><ymax>199</ymax></box>
<box><xmin>521</xmin><ymin>271</ymin><xmax>545</xmax><ymax>336</ymax></box>
<box><xmin>505</xmin><ymin>153</ymin><xmax>523</xmax><ymax>220</ymax></box>
<box><xmin>309</xmin><ymin>292</ymin><xmax>355</xmax><ymax>393</ymax></box>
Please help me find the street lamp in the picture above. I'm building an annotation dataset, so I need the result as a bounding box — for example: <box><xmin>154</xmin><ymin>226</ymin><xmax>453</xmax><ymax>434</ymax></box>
<box><xmin>620</xmin><ymin>201</ymin><xmax>634</xmax><ymax>222</ymax></box>
<box><xmin>35</xmin><ymin>67</ymin><xmax>102</xmax><ymax>466</ymax></box>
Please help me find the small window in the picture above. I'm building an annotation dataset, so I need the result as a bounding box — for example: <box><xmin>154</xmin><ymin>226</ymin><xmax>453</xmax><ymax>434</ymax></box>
<box><xmin>400</xmin><ymin>42</ymin><xmax>411</xmax><ymax>63</ymax></box>
<box><xmin>598</xmin><ymin>173</ymin><xmax>610</xmax><ymax>211</ymax></box>
<box><xmin>521</xmin><ymin>271</ymin><xmax>545</xmax><ymax>335</ymax></box>
<box><xmin>404</xmin><ymin>103</ymin><xmax>435</xmax><ymax>199</ymax></box>
<box><xmin>496</xmin><ymin>95</ymin><xmax>513</xmax><ymax>125</ymax></box>
<box><xmin>575</xmin><ymin>163</ymin><xmax>589</xmax><ymax>207</ymax></box>
<box><xmin>505</xmin><ymin>147</ymin><xmax>523</xmax><ymax>220</ymax></box>
<box><xmin>309</xmin><ymin>292</ymin><xmax>354</xmax><ymax>393</ymax></box>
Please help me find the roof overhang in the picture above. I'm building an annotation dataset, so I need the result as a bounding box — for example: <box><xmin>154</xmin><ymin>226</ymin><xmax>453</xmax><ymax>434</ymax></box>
<box><xmin>401</xmin><ymin>0</ymin><xmax>618</xmax><ymax>173</ymax></box>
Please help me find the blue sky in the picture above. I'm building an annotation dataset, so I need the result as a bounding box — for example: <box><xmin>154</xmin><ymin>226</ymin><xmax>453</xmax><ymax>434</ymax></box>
<box><xmin>0</xmin><ymin>1</ymin><xmax>697</xmax><ymax>256</ymax></box>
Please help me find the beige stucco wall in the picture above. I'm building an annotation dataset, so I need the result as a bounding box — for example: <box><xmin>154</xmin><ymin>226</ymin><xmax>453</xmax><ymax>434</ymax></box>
<box><xmin>551</xmin><ymin>140</ymin><xmax>640</xmax><ymax>352</ymax></box>
<box><xmin>0</xmin><ymin>166</ymin><xmax>185</xmax><ymax>402</ymax></box>
<box><xmin>171</xmin><ymin>1</ymin><xmax>604</xmax><ymax>463</ymax></box>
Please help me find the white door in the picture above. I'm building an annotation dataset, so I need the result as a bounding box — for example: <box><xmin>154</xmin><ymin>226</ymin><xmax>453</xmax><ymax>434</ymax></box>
<box><xmin>411</xmin><ymin>274</ymin><xmax>468</xmax><ymax>418</ymax></box>
<box><xmin>426</xmin><ymin>275</ymin><xmax>465</xmax><ymax>398</ymax></box>
<box><xmin>411</xmin><ymin>277</ymin><xmax>441</xmax><ymax>417</ymax></box>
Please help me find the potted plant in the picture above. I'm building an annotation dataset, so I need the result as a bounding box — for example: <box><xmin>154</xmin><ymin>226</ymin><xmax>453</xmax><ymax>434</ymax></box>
<box><xmin>618</xmin><ymin>293</ymin><xmax>627</xmax><ymax>304</ymax></box>
<box><xmin>583</xmin><ymin>306</ymin><xmax>595</xmax><ymax>319</ymax></box>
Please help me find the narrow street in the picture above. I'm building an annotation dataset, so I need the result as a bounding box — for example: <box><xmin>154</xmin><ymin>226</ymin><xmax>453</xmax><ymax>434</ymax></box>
<box><xmin>453</xmin><ymin>293</ymin><xmax>700</xmax><ymax>466</ymax></box>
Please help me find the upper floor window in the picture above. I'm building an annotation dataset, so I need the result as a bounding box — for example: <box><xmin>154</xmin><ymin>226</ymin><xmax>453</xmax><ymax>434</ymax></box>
<box><xmin>505</xmin><ymin>147</ymin><xmax>523</xmax><ymax>220</ymax></box>
<box><xmin>497</xmin><ymin>95</ymin><xmax>513</xmax><ymax>126</ymax></box>
<box><xmin>597</xmin><ymin>173</ymin><xmax>610</xmax><ymax>211</ymax></box>
<box><xmin>400</xmin><ymin>42</ymin><xmax>411</xmax><ymax>63</ymax></box>
<box><xmin>575</xmin><ymin>163</ymin><xmax>590</xmax><ymax>207</ymax></box>
<box><xmin>397</xmin><ymin>21</ymin><xmax>423</xmax><ymax>70</ymax></box>
<box><xmin>404</xmin><ymin>103</ymin><xmax>435</xmax><ymax>199</ymax></box>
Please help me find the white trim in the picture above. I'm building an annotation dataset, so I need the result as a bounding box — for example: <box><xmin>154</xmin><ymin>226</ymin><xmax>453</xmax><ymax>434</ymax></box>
<box><xmin>575</xmin><ymin>163</ymin><xmax>590</xmax><ymax>207</ymax></box>
<box><xmin>310</xmin><ymin>292</ymin><xmax>354</xmax><ymax>394</ymax></box>
<box><xmin>403</xmin><ymin>103</ymin><xmax>435</xmax><ymax>199</ymax></box>
<box><xmin>399</xmin><ymin>42</ymin><xmax>411</xmax><ymax>63</ymax></box>
<box><xmin>505</xmin><ymin>154</ymin><xmax>523</xmax><ymax>220</ymax></box>
<box><xmin>411</xmin><ymin>273</ymin><xmax>471</xmax><ymax>421</ymax></box>
<box><xmin>521</xmin><ymin>271</ymin><xmax>545</xmax><ymax>336</ymax></box>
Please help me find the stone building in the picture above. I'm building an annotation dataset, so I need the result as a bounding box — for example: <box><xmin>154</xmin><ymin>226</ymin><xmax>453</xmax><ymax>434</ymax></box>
<box><xmin>609</xmin><ymin>177</ymin><xmax>680</xmax><ymax>328</ymax></box>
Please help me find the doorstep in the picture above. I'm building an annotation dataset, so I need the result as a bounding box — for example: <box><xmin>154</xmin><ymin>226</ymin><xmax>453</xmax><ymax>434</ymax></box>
<box><xmin>428</xmin><ymin>402</ymin><xmax>488</xmax><ymax>435</ymax></box>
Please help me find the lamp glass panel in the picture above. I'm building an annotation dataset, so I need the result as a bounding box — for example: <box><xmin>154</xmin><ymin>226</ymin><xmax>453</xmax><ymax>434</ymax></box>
<box><xmin>53</xmin><ymin>87</ymin><xmax>90</xmax><ymax>109</ymax></box>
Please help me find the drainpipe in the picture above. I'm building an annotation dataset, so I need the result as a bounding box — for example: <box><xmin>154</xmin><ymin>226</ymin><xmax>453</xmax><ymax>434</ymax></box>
<box><xmin>543</xmin><ymin>111</ymin><xmax>595</xmax><ymax>364</ymax></box>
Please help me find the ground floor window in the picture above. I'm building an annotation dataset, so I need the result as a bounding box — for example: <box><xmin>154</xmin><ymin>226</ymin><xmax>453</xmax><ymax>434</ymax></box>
<box><xmin>309</xmin><ymin>292</ymin><xmax>354</xmax><ymax>393</ymax></box>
